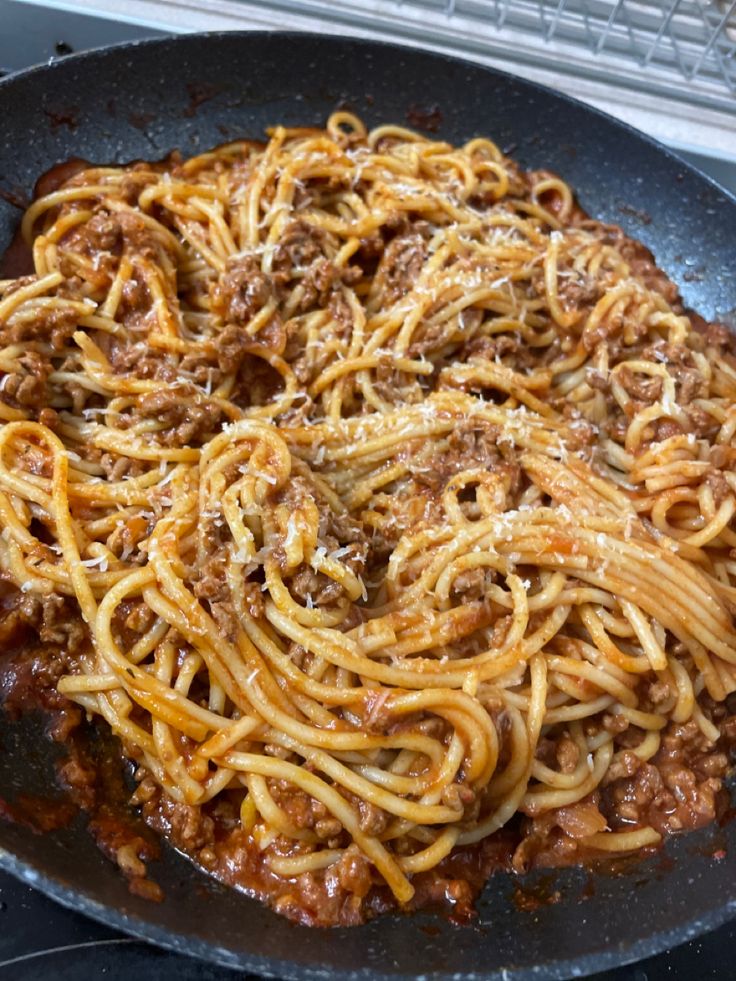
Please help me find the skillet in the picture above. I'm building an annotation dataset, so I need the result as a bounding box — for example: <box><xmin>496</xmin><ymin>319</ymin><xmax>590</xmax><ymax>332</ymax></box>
<box><xmin>0</xmin><ymin>31</ymin><xmax>735</xmax><ymax>981</ymax></box>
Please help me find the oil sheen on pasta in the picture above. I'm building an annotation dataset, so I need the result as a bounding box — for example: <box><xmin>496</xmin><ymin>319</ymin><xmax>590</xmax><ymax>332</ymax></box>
<box><xmin>0</xmin><ymin>113</ymin><xmax>735</xmax><ymax>926</ymax></box>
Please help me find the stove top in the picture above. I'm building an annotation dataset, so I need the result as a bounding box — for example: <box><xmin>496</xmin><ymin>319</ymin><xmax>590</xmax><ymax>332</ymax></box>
<box><xmin>1</xmin><ymin>864</ymin><xmax>734</xmax><ymax>979</ymax></box>
<box><xmin>0</xmin><ymin>2</ymin><xmax>733</xmax><ymax>978</ymax></box>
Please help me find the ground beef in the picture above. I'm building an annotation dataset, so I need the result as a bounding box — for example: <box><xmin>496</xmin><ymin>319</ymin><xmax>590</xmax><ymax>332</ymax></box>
<box><xmin>112</xmin><ymin>211</ymin><xmax>165</xmax><ymax>261</ymax></box>
<box><xmin>451</xmin><ymin>566</ymin><xmax>496</xmax><ymax>602</ymax></box>
<box><xmin>410</xmin><ymin>420</ymin><xmax>520</xmax><ymax>499</ymax></box>
<box><xmin>194</xmin><ymin>549</ymin><xmax>229</xmax><ymax>601</ymax></box>
<box><xmin>118</xmin><ymin>274</ymin><xmax>151</xmax><ymax>319</ymax></box>
<box><xmin>557</xmin><ymin>275</ymin><xmax>601</xmax><ymax>312</ymax></box>
<box><xmin>573</xmin><ymin>218</ymin><xmax>680</xmax><ymax>308</ymax></box>
<box><xmin>17</xmin><ymin>592</ymin><xmax>86</xmax><ymax>652</ymax></box>
<box><xmin>300</xmin><ymin>257</ymin><xmax>338</xmax><ymax>305</ymax></box>
<box><xmin>328</xmin><ymin>291</ymin><xmax>353</xmax><ymax>329</ymax></box>
<box><xmin>210</xmin><ymin>254</ymin><xmax>273</xmax><ymax>325</ymax></box>
<box><xmin>289</xmin><ymin>565</ymin><xmax>342</xmax><ymax>605</ymax></box>
<box><xmin>97</xmin><ymin>452</ymin><xmax>148</xmax><ymax>482</ymax></box>
<box><xmin>107</xmin><ymin>339</ymin><xmax>174</xmax><ymax>382</ymax></box>
<box><xmin>334</xmin><ymin>846</ymin><xmax>373</xmax><ymax>898</ymax></box>
<box><xmin>144</xmin><ymin>792</ymin><xmax>215</xmax><ymax>853</ymax></box>
<box><xmin>690</xmin><ymin>314</ymin><xmax>736</xmax><ymax>352</ymax></box>
<box><xmin>0</xmin><ymin>583</ymin><xmax>85</xmax><ymax>665</ymax></box>
<box><xmin>616</xmin><ymin>365</ymin><xmax>663</xmax><ymax>404</ymax></box>
<box><xmin>134</xmin><ymin>386</ymin><xmax>224</xmax><ymax>446</ymax></box>
<box><xmin>602</xmin><ymin>719</ymin><xmax>729</xmax><ymax>835</ymax></box>
<box><xmin>465</xmin><ymin>332</ymin><xmax>520</xmax><ymax>363</ymax></box>
<box><xmin>215</xmin><ymin>323</ymin><xmax>251</xmax><ymax>374</ymax></box>
<box><xmin>0</xmin><ymin>351</ymin><xmax>52</xmax><ymax>412</ymax></box>
<box><xmin>273</xmin><ymin>219</ymin><xmax>324</xmax><ymax>272</ymax></box>
<box><xmin>374</xmin><ymin>227</ymin><xmax>428</xmax><ymax>303</ymax></box>
<box><xmin>266</xmin><ymin>219</ymin><xmax>361</xmax><ymax>314</ymax></box>
<box><xmin>705</xmin><ymin>470</ymin><xmax>731</xmax><ymax>507</ymax></box>
<box><xmin>229</xmin><ymin>350</ymin><xmax>288</xmax><ymax>409</ymax></box>
<box><xmin>107</xmin><ymin>514</ymin><xmax>154</xmax><ymax>563</ymax></box>
<box><xmin>621</xmin><ymin>240</ymin><xmax>680</xmax><ymax>306</ymax></box>
<box><xmin>192</xmin><ymin>551</ymin><xmax>241</xmax><ymax>636</ymax></box>
<box><xmin>0</xmin><ymin>304</ymin><xmax>78</xmax><ymax>350</ymax></box>
<box><xmin>82</xmin><ymin>211</ymin><xmax>123</xmax><ymax>256</ymax></box>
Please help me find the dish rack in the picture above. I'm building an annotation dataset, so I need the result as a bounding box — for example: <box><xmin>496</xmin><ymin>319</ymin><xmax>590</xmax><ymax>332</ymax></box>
<box><xmin>248</xmin><ymin>0</ymin><xmax>736</xmax><ymax>106</ymax></box>
<box><xmin>15</xmin><ymin>0</ymin><xmax>736</xmax><ymax>163</ymax></box>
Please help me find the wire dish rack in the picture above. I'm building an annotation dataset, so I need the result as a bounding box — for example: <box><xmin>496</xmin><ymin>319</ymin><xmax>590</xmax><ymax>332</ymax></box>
<box><xmin>15</xmin><ymin>0</ymin><xmax>736</xmax><ymax>162</ymax></box>
<box><xmin>245</xmin><ymin>0</ymin><xmax>736</xmax><ymax>111</ymax></box>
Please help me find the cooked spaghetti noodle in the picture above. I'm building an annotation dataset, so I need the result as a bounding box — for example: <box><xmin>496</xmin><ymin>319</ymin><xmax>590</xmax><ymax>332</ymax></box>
<box><xmin>1</xmin><ymin>112</ymin><xmax>735</xmax><ymax>924</ymax></box>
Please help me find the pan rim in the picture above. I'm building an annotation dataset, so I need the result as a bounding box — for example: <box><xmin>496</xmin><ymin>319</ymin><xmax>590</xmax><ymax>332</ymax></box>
<box><xmin>0</xmin><ymin>28</ymin><xmax>734</xmax><ymax>207</ymax></box>
<box><xmin>0</xmin><ymin>28</ymin><xmax>735</xmax><ymax>981</ymax></box>
<box><xmin>3</xmin><ymin>839</ymin><xmax>736</xmax><ymax>981</ymax></box>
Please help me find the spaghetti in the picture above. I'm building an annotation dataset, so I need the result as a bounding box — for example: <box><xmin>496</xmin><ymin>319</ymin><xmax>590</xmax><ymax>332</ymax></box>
<box><xmin>1</xmin><ymin>112</ymin><xmax>735</xmax><ymax>925</ymax></box>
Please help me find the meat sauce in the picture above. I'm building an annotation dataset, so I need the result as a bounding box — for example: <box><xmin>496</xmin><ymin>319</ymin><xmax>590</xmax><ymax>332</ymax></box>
<box><xmin>0</xmin><ymin>594</ymin><xmax>163</xmax><ymax>902</ymax></box>
<box><xmin>0</xmin><ymin>155</ymin><xmax>735</xmax><ymax>927</ymax></box>
<box><xmin>1</xmin><ymin>607</ymin><xmax>734</xmax><ymax>925</ymax></box>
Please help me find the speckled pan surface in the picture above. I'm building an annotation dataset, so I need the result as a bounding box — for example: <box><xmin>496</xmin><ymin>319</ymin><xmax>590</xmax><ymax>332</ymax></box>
<box><xmin>0</xmin><ymin>31</ymin><xmax>735</xmax><ymax>981</ymax></box>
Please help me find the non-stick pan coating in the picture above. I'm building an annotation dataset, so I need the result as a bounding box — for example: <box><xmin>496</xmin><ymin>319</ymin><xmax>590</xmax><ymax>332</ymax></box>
<box><xmin>0</xmin><ymin>32</ymin><xmax>735</xmax><ymax>981</ymax></box>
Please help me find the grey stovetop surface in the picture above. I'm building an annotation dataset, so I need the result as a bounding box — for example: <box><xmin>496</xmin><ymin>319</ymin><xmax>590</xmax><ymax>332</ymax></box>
<box><xmin>1</xmin><ymin>866</ymin><xmax>735</xmax><ymax>979</ymax></box>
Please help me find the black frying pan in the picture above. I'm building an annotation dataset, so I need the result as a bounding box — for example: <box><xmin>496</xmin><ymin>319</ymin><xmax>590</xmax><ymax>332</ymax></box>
<box><xmin>0</xmin><ymin>31</ymin><xmax>735</xmax><ymax>981</ymax></box>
